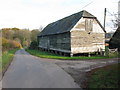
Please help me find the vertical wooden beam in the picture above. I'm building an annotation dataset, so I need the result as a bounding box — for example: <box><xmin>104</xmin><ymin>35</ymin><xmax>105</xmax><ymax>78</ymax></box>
<box><xmin>104</xmin><ymin>8</ymin><xmax>107</xmax><ymax>31</ymax></box>
<box><xmin>118</xmin><ymin>1</ymin><xmax>120</xmax><ymax>26</ymax></box>
<box><xmin>70</xmin><ymin>53</ymin><xmax>73</xmax><ymax>57</ymax></box>
<box><xmin>88</xmin><ymin>52</ymin><xmax>91</xmax><ymax>57</ymax></box>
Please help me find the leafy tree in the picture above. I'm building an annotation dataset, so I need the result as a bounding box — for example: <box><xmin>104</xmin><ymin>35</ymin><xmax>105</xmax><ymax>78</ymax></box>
<box><xmin>12</xmin><ymin>27</ymin><xmax>19</xmax><ymax>31</ymax></box>
<box><xmin>1</xmin><ymin>27</ymin><xmax>42</xmax><ymax>50</ymax></box>
<box><xmin>2</xmin><ymin>29</ymin><xmax>14</xmax><ymax>40</ymax></box>
<box><xmin>12</xmin><ymin>29</ymin><xmax>31</xmax><ymax>47</ymax></box>
<box><xmin>31</xmin><ymin>29</ymin><xmax>40</xmax><ymax>41</ymax></box>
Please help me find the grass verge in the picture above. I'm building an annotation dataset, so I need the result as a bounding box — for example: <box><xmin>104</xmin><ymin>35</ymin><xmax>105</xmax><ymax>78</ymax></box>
<box><xmin>87</xmin><ymin>63</ymin><xmax>119</xmax><ymax>88</ymax></box>
<box><xmin>1</xmin><ymin>48</ymin><xmax>19</xmax><ymax>74</ymax></box>
<box><xmin>26</xmin><ymin>49</ymin><xmax>110</xmax><ymax>60</ymax></box>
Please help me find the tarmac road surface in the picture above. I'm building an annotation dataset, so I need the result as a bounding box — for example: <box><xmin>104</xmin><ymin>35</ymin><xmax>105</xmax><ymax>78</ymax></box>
<box><xmin>2</xmin><ymin>49</ymin><xmax>79</xmax><ymax>88</ymax></box>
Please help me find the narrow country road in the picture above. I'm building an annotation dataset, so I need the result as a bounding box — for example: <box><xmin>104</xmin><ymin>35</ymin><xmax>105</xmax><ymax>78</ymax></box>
<box><xmin>2</xmin><ymin>49</ymin><xmax>79</xmax><ymax>88</ymax></box>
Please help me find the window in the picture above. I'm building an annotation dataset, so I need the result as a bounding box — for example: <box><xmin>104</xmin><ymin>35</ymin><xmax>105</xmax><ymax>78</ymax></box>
<box><xmin>85</xmin><ymin>19</ymin><xmax>93</xmax><ymax>32</ymax></box>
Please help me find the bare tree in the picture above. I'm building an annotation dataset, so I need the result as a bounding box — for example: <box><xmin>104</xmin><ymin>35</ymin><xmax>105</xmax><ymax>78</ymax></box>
<box><xmin>39</xmin><ymin>25</ymin><xmax>43</xmax><ymax>32</ymax></box>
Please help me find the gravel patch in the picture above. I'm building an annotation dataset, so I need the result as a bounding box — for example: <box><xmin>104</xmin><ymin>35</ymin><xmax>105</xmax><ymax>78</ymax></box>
<box><xmin>35</xmin><ymin>57</ymin><xmax>119</xmax><ymax>88</ymax></box>
<box><xmin>53</xmin><ymin>58</ymin><xmax>119</xmax><ymax>88</ymax></box>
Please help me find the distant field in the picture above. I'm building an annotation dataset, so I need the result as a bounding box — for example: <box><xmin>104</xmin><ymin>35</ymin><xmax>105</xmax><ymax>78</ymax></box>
<box><xmin>87</xmin><ymin>63</ymin><xmax>119</xmax><ymax>88</ymax></box>
<box><xmin>26</xmin><ymin>49</ymin><xmax>111</xmax><ymax>60</ymax></box>
<box><xmin>2</xmin><ymin>49</ymin><xmax>19</xmax><ymax>73</ymax></box>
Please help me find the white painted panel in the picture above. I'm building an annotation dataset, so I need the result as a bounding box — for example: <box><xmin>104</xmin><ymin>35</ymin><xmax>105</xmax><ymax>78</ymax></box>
<box><xmin>71</xmin><ymin>17</ymin><xmax>104</xmax><ymax>33</ymax></box>
<box><xmin>71</xmin><ymin>17</ymin><xmax>85</xmax><ymax>31</ymax></box>
<box><xmin>93</xmin><ymin>20</ymin><xmax>104</xmax><ymax>33</ymax></box>
<box><xmin>71</xmin><ymin>45</ymin><xmax>105</xmax><ymax>54</ymax></box>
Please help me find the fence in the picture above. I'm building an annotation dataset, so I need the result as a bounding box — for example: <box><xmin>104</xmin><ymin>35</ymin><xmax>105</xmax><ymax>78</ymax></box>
<box><xmin>106</xmin><ymin>48</ymin><xmax>119</xmax><ymax>58</ymax></box>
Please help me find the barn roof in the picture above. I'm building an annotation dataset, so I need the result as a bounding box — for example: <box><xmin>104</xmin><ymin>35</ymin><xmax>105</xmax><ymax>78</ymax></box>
<box><xmin>109</xmin><ymin>27</ymin><xmax>120</xmax><ymax>49</ymax></box>
<box><xmin>38</xmin><ymin>10</ymin><xmax>103</xmax><ymax>36</ymax></box>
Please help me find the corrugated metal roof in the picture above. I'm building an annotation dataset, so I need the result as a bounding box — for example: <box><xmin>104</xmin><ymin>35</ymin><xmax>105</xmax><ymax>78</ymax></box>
<box><xmin>38</xmin><ymin>10</ymin><xmax>96</xmax><ymax>36</ymax></box>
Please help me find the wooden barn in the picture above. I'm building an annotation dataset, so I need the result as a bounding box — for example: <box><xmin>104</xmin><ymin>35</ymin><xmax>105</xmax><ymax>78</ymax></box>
<box><xmin>38</xmin><ymin>10</ymin><xmax>106</xmax><ymax>57</ymax></box>
<box><xmin>109</xmin><ymin>27</ymin><xmax>120</xmax><ymax>51</ymax></box>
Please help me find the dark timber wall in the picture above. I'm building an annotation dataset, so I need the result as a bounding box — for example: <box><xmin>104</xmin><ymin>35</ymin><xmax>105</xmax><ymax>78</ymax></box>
<box><xmin>38</xmin><ymin>32</ymin><xmax>71</xmax><ymax>53</ymax></box>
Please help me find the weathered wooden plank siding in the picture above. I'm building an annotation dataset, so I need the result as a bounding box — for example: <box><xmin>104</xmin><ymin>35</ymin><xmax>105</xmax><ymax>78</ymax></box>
<box><xmin>38</xmin><ymin>36</ymin><xmax>49</xmax><ymax>49</ymax></box>
<box><xmin>49</xmin><ymin>32</ymin><xmax>71</xmax><ymax>51</ymax></box>
<box><xmin>71</xmin><ymin>31</ymin><xmax>105</xmax><ymax>53</ymax></box>
<box><xmin>70</xmin><ymin>18</ymin><xmax>105</xmax><ymax>54</ymax></box>
<box><xmin>39</xmin><ymin>32</ymin><xmax>71</xmax><ymax>53</ymax></box>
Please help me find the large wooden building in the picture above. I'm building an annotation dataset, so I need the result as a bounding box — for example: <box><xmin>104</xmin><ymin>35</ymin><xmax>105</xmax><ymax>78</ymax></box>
<box><xmin>38</xmin><ymin>10</ymin><xmax>106</xmax><ymax>56</ymax></box>
<box><xmin>109</xmin><ymin>27</ymin><xmax>120</xmax><ymax>51</ymax></box>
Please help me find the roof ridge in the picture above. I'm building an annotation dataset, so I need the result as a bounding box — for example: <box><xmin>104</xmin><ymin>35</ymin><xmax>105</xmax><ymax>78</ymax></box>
<box><xmin>82</xmin><ymin>10</ymin><xmax>95</xmax><ymax>17</ymax></box>
<box><xmin>38</xmin><ymin>10</ymin><xmax>97</xmax><ymax>36</ymax></box>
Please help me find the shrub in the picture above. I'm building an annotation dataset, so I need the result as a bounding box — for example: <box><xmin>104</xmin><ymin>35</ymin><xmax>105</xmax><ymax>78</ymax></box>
<box><xmin>2</xmin><ymin>37</ymin><xmax>9</xmax><ymax>51</ymax></box>
<box><xmin>2</xmin><ymin>37</ymin><xmax>22</xmax><ymax>51</ymax></box>
<box><xmin>29</xmin><ymin>41</ymin><xmax>38</xmax><ymax>50</ymax></box>
<box><xmin>9</xmin><ymin>40</ymin><xmax>22</xmax><ymax>48</ymax></box>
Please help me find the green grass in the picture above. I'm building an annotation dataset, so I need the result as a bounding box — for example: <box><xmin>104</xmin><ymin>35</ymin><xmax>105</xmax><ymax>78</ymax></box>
<box><xmin>87</xmin><ymin>63</ymin><xmax>119</xmax><ymax>88</ymax></box>
<box><xmin>1</xmin><ymin>48</ymin><xmax>19</xmax><ymax>73</ymax></box>
<box><xmin>26</xmin><ymin>49</ymin><xmax>110</xmax><ymax>60</ymax></box>
<box><xmin>105</xmin><ymin>46</ymin><xmax>119</xmax><ymax>58</ymax></box>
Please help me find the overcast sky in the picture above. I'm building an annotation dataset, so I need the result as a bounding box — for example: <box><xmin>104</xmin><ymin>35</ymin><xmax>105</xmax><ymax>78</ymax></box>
<box><xmin>0</xmin><ymin>0</ymin><xmax>118</xmax><ymax>32</ymax></box>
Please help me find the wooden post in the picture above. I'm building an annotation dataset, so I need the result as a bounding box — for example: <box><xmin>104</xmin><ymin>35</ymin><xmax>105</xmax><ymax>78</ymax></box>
<box><xmin>104</xmin><ymin>8</ymin><xmax>106</xmax><ymax>31</ymax></box>
<box><xmin>88</xmin><ymin>53</ymin><xmax>91</xmax><ymax>57</ymax></box>
<box><xmin>60</xmin><ymin>52</ymin><xmax>62</xmax><ymax>56</ymax></box>
<box><xmin>103</xmin><ymin>51</ymin><xmax>106</xmax><ymax>56</ymax></box>
<box><xmin>63</xmin><ymin>53</ymin><xmax>66</xmax><ymax>56</ymax></box>
<box><xmin>118</xmin><ymin>1</ymin><xmax>120</xmax><ymax>26</ymax></box>
<box><xmin>70</xmin><ymin>53</ymin><xmax>73</xmax><ymax>57</ymax></box>
<box><xmin>55</xmin><ymin>51</ymin><xmax>57</xmax><ymax>54</ymax></box>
